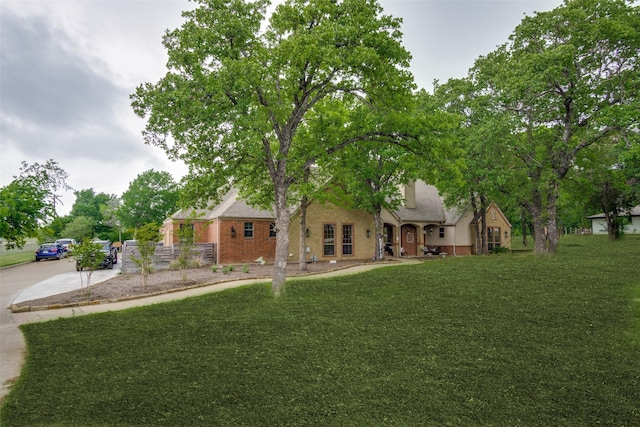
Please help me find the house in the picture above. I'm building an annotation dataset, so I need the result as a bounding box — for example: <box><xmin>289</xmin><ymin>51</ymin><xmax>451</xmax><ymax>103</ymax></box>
<box><xmin>587</xmin><ymin>205</ymin><xmax>640</xmax><ymax>235</ymax></box>
<box><xmin>161</xmin><ymin>181</ymin><xmax>512</xmax><ymax>264</ymax></box>
<box><xmin>160</xmin><ymin>188</ymin><xmax>277</xmax><ymax>265</ymax></box>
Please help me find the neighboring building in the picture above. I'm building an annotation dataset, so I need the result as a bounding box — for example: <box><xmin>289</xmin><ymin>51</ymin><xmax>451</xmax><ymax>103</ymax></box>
<box><xmin>161</xmin><ymin>181</ymin><xmax>512</xmax><ymax>264</ymax></box>
<box><xmin>587</xmin><ymin>205</ymin><xmax>640</xmax><ymax>235</ymax></box>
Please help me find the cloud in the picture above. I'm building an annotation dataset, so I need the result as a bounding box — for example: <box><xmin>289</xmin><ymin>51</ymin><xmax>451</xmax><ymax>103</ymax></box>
<box><xmin>0</xmin><ymin>8</ymin><xmax>148</xmax><ymax>165</ymax></box>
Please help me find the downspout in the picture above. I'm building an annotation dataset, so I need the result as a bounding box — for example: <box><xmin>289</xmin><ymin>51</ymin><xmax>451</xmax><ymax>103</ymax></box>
<box><xmin>453</xmin><ymin>224</ymin><xmax>457</xmax><ymax>256</ymax></box>
<box><xmin>216</xmin><ymin>219</ymin><xmax>221</xmax><ymax>266</ymax></box>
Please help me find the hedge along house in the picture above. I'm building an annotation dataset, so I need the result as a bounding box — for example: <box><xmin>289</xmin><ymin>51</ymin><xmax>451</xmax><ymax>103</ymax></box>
<box><xmin>161</xmin><ymin>181</ymin><xmax>512</xmax><ymax>264</ymax></box>
<box><xmin>160</xmin><ymin>188</ymin><xmax>277</xmax><ymax>265</ymax></box>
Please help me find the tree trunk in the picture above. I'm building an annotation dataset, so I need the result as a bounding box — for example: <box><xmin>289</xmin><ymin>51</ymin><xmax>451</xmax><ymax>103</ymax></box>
<box><xmin>530</xmin><ymin>205</ymin><xmax>548</xmax><ymax>255</ymax></box>
<box><xmin>373</xmin><ymin>209</ymin><xmax>384</xmax><ymax>260</ymax></box>
<box><xmin>606</xmin><ymin>212</ymin><xmax>619</xmax><ymax>241</ymax></box>
<box><xmin>272</xmin><ymin>188</ymin><xmax>290</xmax><ymax>297</ymax></box>
<box><xmin>479</xmin><ymin>195</ymin><xmax>488</xmax><ymax>254</ymax></box>
<box><xmin>298</xmin><ymin>196</ymin><xmax>308</xmax><ymax>271</ymax></box>
<box><xmin>470</xmin><ymin>194</ymin><xmax>482</xmax><ymax>254</ymax></box>
<box><xmin>547</xmin><ymin>183</ymin><xmax>560</xmax><ymax>254</ymax></box>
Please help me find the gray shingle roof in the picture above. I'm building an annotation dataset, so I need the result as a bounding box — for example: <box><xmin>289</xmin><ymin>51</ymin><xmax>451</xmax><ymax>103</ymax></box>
<box><xmin>170</xmin><ymin>188</ymin><xmax>274</xmax><ymax>221</ymax></box>
<box><xmin>395</xmin><ymin>181</ymin><xmax>446</xmax><ymax>223</ymax></box>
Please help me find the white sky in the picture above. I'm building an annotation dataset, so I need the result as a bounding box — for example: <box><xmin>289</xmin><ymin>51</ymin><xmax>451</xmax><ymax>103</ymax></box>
<box><xmin>0</xmin><ymin>0</ymin><xmax>562</xmax><ymax>216</ymax></box>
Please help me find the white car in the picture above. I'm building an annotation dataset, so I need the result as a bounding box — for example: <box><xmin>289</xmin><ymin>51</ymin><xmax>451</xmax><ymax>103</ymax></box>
<box><xmin>55</xmin><ymin>238</ymin><xmax>76</xmax><ymax>252</ymax></box>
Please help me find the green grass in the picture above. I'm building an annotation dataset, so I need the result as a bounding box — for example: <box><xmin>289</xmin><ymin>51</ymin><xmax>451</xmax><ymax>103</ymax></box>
<box><xmin>0</xmin><ymin>252</ymin><xmax>33</xmax><ymax>268</ymax></box>
<box><xmin>2</xmin><ymin>235</ymin><xmax>639</xmax><ymax>426</ymax></box>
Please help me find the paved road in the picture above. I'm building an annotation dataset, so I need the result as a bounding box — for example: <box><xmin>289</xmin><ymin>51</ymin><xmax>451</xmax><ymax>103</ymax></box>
<box><xmin>0</xmin><ymin>257</ymin><xmax>120</xmax><ymax>400</ymax></box>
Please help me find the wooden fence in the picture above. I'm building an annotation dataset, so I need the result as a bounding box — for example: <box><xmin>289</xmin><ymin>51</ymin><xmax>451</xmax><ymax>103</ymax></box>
<box><xmin>122</xmin><ymin>242</ymin><xmax>216</xmax><ymax>274</ymax></box>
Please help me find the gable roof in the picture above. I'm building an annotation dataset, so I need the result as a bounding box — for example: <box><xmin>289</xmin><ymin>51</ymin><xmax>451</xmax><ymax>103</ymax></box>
<box><xmin>171</xmin><ymin>188</ymin><xmax>275</xmax><ymax>221</ymax></box>
<box><xmin>394</xmin><ymin>181</ymin><xmax>446</xmax><ymax>223</ymax></box>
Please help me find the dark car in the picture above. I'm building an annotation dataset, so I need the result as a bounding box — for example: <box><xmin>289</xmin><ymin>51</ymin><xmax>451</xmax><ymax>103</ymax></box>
<box><xmin>75</xmin><ymin>239</ymin><xmax>118</xmax><ymax>271</ymax></box>
<box><xmin>35</xmin><ymin>243</ymin><xmax>67</xmax><ymax>261</ymax></box>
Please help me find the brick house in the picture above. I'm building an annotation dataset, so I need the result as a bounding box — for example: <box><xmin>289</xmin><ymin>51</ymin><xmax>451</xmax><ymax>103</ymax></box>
<box><xmin>160</xmin><ymin>188</ymin><xmax>277</xmax><ymax>265</ymax></box>
<box><xmin>161</xmin><ymin>181</ymin><xmax>512</xmax><ymax>264</ymax></box>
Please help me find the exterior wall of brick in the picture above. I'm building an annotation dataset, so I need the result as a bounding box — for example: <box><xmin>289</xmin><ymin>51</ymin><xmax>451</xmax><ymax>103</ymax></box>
<box><xmin>171</xmin><ymin>220</ymin><xmax>211</xmax><ymax>244</ymax></box>
<box><xmin>218</xmin><ymin>219</ymin><xmax>277</xmax><ymax>265</ymax></box>
<box><xmin>289</xmin><ymin>200</ymin><xmax>376</xmax><ymax>262</ymax></box>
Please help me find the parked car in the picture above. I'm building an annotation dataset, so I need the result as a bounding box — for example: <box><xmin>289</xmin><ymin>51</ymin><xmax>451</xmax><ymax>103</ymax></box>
<box><xmin>55</xmin><ymin>238</ymin><xmax>76</xmax><ymax>252</ymax></box>
<box><xmin>75</xmin><ymin>239</ymin><xmax>118</xmax><ymax>271</ymax></box>
<box><xmin>35</xmin><ymin>243</ymin><xmax>67</xmax><ymax>261</ymax></box>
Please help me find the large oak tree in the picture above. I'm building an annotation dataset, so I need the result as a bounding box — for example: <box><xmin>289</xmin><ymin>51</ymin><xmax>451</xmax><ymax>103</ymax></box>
<box><xmin>132</xmin><ymin>0</ymin><xmax>415</xmax><ymax>296</ymax></box>
<box><xmin>469</xmin><ymin>0</ymin><xmax>639</xmax><ymax>254</ymax></box>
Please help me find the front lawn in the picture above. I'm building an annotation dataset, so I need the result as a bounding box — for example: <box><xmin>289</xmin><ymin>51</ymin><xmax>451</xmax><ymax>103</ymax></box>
<box><xmin>0</xmin><ymin>252</ymin><xmax>33</xmax><ymax>268</ymax></box>
<box><xmin>2</xmin><ymin>235</ymin><xmax>639</xmax><ymax>426</ymax></box>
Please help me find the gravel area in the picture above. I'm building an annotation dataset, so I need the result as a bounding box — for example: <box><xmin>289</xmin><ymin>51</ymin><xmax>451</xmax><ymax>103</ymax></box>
<box><xmin>12</xmin><ymin>260</ymin><xmax>373</xmax><ymax>310</ymax></box>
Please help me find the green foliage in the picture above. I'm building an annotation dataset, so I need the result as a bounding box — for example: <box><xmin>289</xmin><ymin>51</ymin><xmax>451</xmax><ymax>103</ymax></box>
<box><xmin>210</xmin><ymin>265</ymin><xmax>218</xmax><ymax>273</ymax></box>
<box><xmin>0</xmin><ymin>159</ymin><xmax>71</xmax><ymax>248</ymax></box>
<box><xmin>447</xmin><ymin>0</ymin><xmax>640</xmax><ymax>254</ymax></box>
<box><xmin>61</xmin><ymin>216</ymin><xmax>96</xmax><ymax>241</ymax></box>
<box><xmin>69</xmin><ymin>189</ymin><xmax>115</xmax><ymax>236</ymax></box>
<box><xmin>132</xmin><ymin>0</ymin><xmax>417</xmax><ymax>295</ymax></box>
<box><xmin>170</xmin><ymin>214</ymin><xmax>199</xmax><ymax>282</ymax></box>
<box><xmin>71</xmin><ymin>239</ymin><xmax>105</xmax><ymax>291</ymax></box>
<box><xmin>3</xmin><ymin>236</ymin><xmax>639</xmax><ymax>425</ymax></box>
<box><xmin>0</xmin><ymin>176</ymin><xmax>51</xmax><ymax>248</ymax></box>
<box><xmin>131</xmin><ymin>223</ymin><xmax>161</xmax><ymax>289</ymax></box>
<box><xmin>119</xmin><ymin>170</ymin><xmax>179</xmax><ymax>229</ymax></box>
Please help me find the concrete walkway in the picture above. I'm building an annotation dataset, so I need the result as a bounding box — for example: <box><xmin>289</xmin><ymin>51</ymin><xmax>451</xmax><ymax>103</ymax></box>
<box><xmin>1</xmin><ymin>259</ymin><xmax>419</xmax><ymax>401</ymax></box>
<box><xmin>11</xmin><ymin>265</ymin><xmax>121</xmax><ymax>304</ymax></box>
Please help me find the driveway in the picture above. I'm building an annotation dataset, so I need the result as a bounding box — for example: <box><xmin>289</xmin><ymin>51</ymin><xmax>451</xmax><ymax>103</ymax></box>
<box><xmin>0</xmin><ymin>258</ymin><xmax>121</xmax><ymax>400</ymax></box>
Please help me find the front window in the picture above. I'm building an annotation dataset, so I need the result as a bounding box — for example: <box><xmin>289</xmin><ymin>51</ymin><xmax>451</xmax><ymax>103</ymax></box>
<box><xmin>439</xmin><ymin>227</ymin><xmax>445</xmax><ymax>238</ymax></box>
<box><xmin>342</xmin><ymin>224</ymin><xmax>353</xmax><ymax>255</ymax></box>
<box><xmin>269</xmin><ymin>223</ymin><xmax>276</xmax><ymax>238</ymax></box>
<box><xmin>244</xmin><ymin>222</ymin><xmax>253</xmax><ymax>238</ymax></box>
<box><xmin>323</xmin><ymin>224</ymin><xmax>335</xmax><ymax>256</ymax></box>
<box><xmin>488</xmin><ymin>227</ymin><xmax>501</xmax><ymax>251</ymax></box>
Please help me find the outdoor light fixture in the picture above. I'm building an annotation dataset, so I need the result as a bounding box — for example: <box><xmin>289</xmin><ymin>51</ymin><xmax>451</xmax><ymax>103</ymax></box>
<box><xmin>305</xmin><ymin>228</ymin><xmax>310</xmax><ymax>238</ymax></box>
<box><xmin>366</xmin><ymin>229</ymin><xmax>371</xmax><ymax>238</ymax></box>
<box><xmin>231</xmin><ymin>227</ymin><xmax>236</xmax><ymax>237</ymax></box>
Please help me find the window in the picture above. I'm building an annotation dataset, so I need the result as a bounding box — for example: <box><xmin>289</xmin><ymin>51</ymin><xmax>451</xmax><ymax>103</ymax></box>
<box><xmin>342</xmin><ymin>224</ymin><xmax>353</xmax><ymax>255</ymax></box>
<box><xmin>323</xmin><ymin>224</ymin><xmax>335</xmax><ymax>256</ymax></box>
<box><xmin>487</xmin><ymin>227</ymin><xmax>501</xmax><ymax>251</ymax></box>
<box><xmin>244</xmin><ymin>222</ymin><xmax>253</xmax><ymax>238</ymax></box>
<box><xmin>439</xmin><ymin>227</ymin><xmax>445</xmax><ymax>238</ymax></box>
<box><xmin>269</xmin><ymin>223</ymin><xmax>277</xmax><ymax>238</ymax></box>
<box><xmin>179</xmin><ymin>223</ymin><xmax>194</xmax><ymax>242</ymax></box>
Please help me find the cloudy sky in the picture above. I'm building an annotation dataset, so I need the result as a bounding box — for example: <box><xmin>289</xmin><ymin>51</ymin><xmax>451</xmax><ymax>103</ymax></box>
<box><xmin>1</xmin><ymin>0</ymin><xmax>561</xmax><ymax>216</ymax></box>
